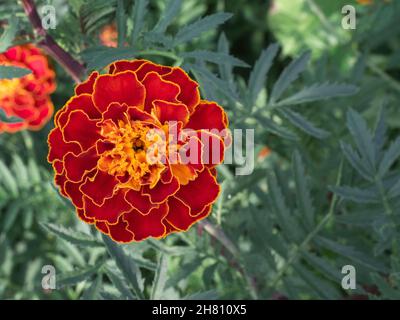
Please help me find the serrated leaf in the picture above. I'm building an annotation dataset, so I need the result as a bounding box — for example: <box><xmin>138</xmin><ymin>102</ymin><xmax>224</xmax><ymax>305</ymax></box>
<box><xmin>247</xmin><ymin>43</ymin><xmax>279</xmax><ymax>106</ymax></box>
<box><xmin>259</xmin><ymin>116</ymin><xmax>299</xmax><ymax>141</ymax></box>
<box><xmin>346</xmin><ymin>109</ymin><xmax>376</xmax><ymax>173</ymax></box>
<box><xmin>2</xmin><ymin>201</ymin><xmax>20</xmax><ymax>233</ymax></box>
<box><xmin>40</xmin><ymin>222</ymin><xmax>103</xmax><ymax>247</ymax></box>
<box><xmin>152</xmin><ymin>0</ymin><xmax>182</xmax><ymax>33</ymax></box>
<box><xmin>378</xmin><ymin>136</ymin><xmax>400</xmax><ymax>177</ymax></box>
<box><xmin>0</xmin><ymin>160</ymin><xmax>18</xmax><ymax>196</ymax></box>
<box><xmin>330</xmin><ymin>185</ymin><xmax>379</xmax><ymax>204</ymax></box>
<box><xmin>293</xmin><ymin>151</ymin><xmax>315</xmax><ymax>229</ymax></box>
<box><xmin>106</xmin><ymin>267</ymin><xmax>136</xmax><ymax>299</ymax></box>
<box><xmin>57</xmin><ymin>260</ymin><xmax>104</xmax><ymax>288</ymax></box>
<box><xmin>181</xmin><ymin>50</ymin><xmax>249</xmax><ymax>68</ymax></box>
<box><xmin>150</xmin><ymin>253</ymin><xmax>168</xmax><ymax>300</ymax></box>
<box><xmin>131</xmin><ymin>0</ymin><xmax>148</xmax><ymax>46</ymax></box>
<box><xmin>340</xmin><ymin>141</ymin><xmax>374</xmax><ymax>182</ymax></box>
<box><xmin>270</xmin><ymin>51</ymin><xmax>311</xmax><ymax>104</ymax></box>
<box><xmin>174</xmin><ymin>12</ymin><xmax>232</xmax><ymax>45</ymax></box>
<box><xmin>82</xmin><ymin>274</ymin><xmax>102</xmax><ymax>300</ymax></box>
<box><xmin>83</xmin><ymin>46</ymin><xmax>137</xmax><ymax>70</ymax></box>
<box><xmin>278</xmin><ymin>107</ymin><xmax>330</xmax><ymax>139</ymax></box>
<box><xmin>275</xmin><ymin>82</ymin><xmax>358</xmax><ymax>106</ymax></box>
<box><xmin>102</xmin><ymin>235</ymin><xmax>144</xmax><ymax>299</ymax></box>
<box><xmin>316</xmin><ymin>236</ymin><xmax>388</xmax><ymax>272</ymax></box>
<box><xmin>374</xmin><ymin>106</ymin><xmax>387</xmax><ymax>158</ymax></box>
<box><xmin>0</xmin><ymin>65</ymin><xmax>32</xmax><ymax>79</ymax></box>
<box><xmin>116</xmin><ymin>0</ymin><xmax>126</xmax><ymax>48</ymax></box>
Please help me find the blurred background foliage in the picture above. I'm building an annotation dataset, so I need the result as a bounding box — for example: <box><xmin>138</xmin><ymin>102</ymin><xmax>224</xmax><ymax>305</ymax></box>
<box><xmin>1</xmin><ymin>0</ymin><xmax>400</xmax><ymax>299</ymax></box>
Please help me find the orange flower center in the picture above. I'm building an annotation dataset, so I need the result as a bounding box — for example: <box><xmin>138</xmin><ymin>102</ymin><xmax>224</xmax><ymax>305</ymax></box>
<box><xmin>98</xmin><ymin>117</ymin><xmax>166</xmax><ymax>190</ymax></box>
<box><xmin>0</xmin><ymin>78</ymin><xmax>21</xmax><ymax>100</ymax></box>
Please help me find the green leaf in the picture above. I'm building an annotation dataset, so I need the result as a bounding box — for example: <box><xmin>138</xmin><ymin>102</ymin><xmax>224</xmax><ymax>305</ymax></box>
<box><xmin>278</xmin><ymin>107</ymin><xmax>330</xmax><ymax>139</ymax></box>
<box><xmin>0</xmin><ymin>160</ymin><xmax>18</xmax><ymax>196</ymax></box>
<box><xmin>181</xmin><ymin>50</ymin><xmax>249</xmax><ymax>68</ymax></box>
<box><xmin>40</xmin><ymin>222</ymin><xmax>103</xmax><ymax>248</ymax></box>
<box><xmin>292</xmin><ymin>151</ymin><xmax>315</xmax><ymax>229</ymax></box>
<box><xmin>174</xmin><ymin>12</ymin><xmax>232</xmax><ymax>45</ymax></box>
<box><xmin>330</xmin><ymin>185</ymin><xmax>379</xmax><ymax>204</ymax></box>
<box><xmin>378</xmin><ymin>136</ymin><xmax>400</xmax><ymax>177</ymax></box>
<box><xmin>57</xmin><ymin>260</ymin><xmax>104</xmax><ymax>288</ymax></box>
<box><xmin>270</xmin><ymin>51</ymin><xmax>311</xmax><ymax>104</ymax></box>
<box><xmin>373</xmin><ymin>106</ymin><xmax>387</xmax><ymax>157</ymax></box>
<box><xmin>340</xmin><ymin>142</ymin><xmax>374</xmax><ymax>182</ymax></box>
<box><xmin>183</xmin><ymin>290</ymin><xmax>218</xmax><ymax>300</ymax></box>
<box><xmin>150</xmin><ymin>253</ymin><xmax>168</xmax><ymax>300</ymax></box>
<box><xmin>247</xmin><ymin>43</ymin><xmax>279</xmax><ymax>106</ymax></box>
<box><xmin>152</xmin><ymin>0</ymin><xmax>182</xmax><ymax>33</ymax></box>
<box><xmin>316</xmin><ymin>236</ymin><xmax>388</xmax><ymax>272</ymax></box>
<box><xmin>82</xmin><ymin>274</ymin><xmax>102</xmax><ymax>300</ymax></box>
<box><xmin>0</xmin><ymin>65</ymin><xmax>31</xmax><ymax>79</ymax></box>
<box><xmin>274</xmin><ymin>82</ymin><xmax>358</xmax><ymax>106</ymax></box>
<box><xmin>259</xmin><ymin>116</ymin><xmax>299</xmax><ymax>141</ymax></box>
<box><xmin>346</xmin><ymin>109</ymin><xmax>376</xmax><ymax>173</ymax></box>
<box><xmin>102</xmin><ymin>235</ymin><xmax>145</xmax><ymax>299</ymax></box>
<box><xmin>131</xmin><ymin>0</ymin><xmax>149</xmax><ymax>46</ymax></box>
<box><xmin>0</xmin><ymin>18</ymin><xmax>17</xmax><ymax>52</ymax></box>
<box><xmin>116</xmin><ymin>0</ymin><xmax>126</xmax><ymax>48</ymax></box>
<box><xmin>105</xmin><ymin>267</ymin><xmax>136</xmax><ymax>299</ymax></box>
<box><xmin>84</xmin><ymin>47</ymin><xmax>137</xmax><ymax>70</ymax></box>
<box><xmin>2</xmin><ymin>201</ymin><xmax>20</xmax><ymax>233</ymax></box>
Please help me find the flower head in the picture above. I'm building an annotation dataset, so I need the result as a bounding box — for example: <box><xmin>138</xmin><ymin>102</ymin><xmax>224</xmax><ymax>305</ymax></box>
<box><xmin>48</xmin><ymin>59</ymin><xmax>230</xmax><ymax>243</ymax></box>
<box><xmin>0</xmin><ymin>45</ymin><xmax>56</xmax><ymax>133</ymax></box>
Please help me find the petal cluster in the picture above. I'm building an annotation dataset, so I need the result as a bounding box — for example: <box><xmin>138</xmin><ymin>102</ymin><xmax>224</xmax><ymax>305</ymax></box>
<box><xmin>48</xmin><ymin>59</ymin><xmax>229</xmax><ymax>243</ymax></box>
<box><xmin>0</xmin><ymin>45</ymin><xmax>56</xmax><ymax>133</ymax></box>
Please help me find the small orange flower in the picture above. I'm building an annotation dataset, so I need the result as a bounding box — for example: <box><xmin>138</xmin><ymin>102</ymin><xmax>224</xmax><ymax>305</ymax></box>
<box><xmin>258</xmin><ymin>146</ymin><xmax>271</xmax><ymax>161</ymax></box>
<box><xmin>0</xmin><ymin>45</ymin><xmax>56</xmax><ymax>133</ymax></box>
<box><xmin>48</xmin><ymin>59</ymin><xmax>230</xmax><ymax>243</ymax></box>
<box><xmin>99</xmin><ymin>24</ymin><xmax>118</xmax><ymax>48</ymax></box>
<box><xmin>357</xmin><ymin>0</ymin><xmax>373</xmax><ymax>4</ymax></box>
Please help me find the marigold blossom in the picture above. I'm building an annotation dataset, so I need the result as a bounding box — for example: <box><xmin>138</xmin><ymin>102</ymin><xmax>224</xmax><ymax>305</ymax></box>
<box><xmin>99</xmin><ymin>24</ymin><xmax>118</xmax><ymax>48</ymax></box>
<box><xmin>48</xmin><ymin>59</ymin><xmax>230</xmax><ymax>242</ymax></box>
<box><xmin>0</xmin><ymin>44</ymin><xmax>56</xmax><ymax>133</ymax></box>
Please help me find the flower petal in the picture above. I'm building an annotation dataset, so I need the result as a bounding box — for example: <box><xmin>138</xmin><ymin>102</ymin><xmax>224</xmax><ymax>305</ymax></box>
<box><xmin>142</xmin><ymin>72</ymin><xmax>180</xmax><ymax>113</ymax></box>
<box><xmin>153</xmin><ymin>100</ymin><xmax>189</xmax><ymax>125</ymax></box>
<box><xmin>142</xmin><ymin>176</ymin><xmax>180</xmax><ymax>204</ymax></box>
<box><xmin>93</xmin><ymin>71</ymin><xmax>145</xmax><ymax>112</ymax></box>
<box><xmin>162</xmin><ymin>68</ymin><xmax>200</xmax><ymax>113</ymax></box>
<box><xmin>135</xmin><ymin>61</ymin><xmax>171</xmax><ymax>81</ymax></box>
<box><xmin>124</xmin><ymin>203</ymin><xmax>169</xmax><ymax>241</ymax></box>
<box><xmin>75</xmin><ymin>71</ymin><xmax>99</xmax><ymax>95</ymax></box>
<box><xmin>186</xmin><ymin>101</ymin><xmax>228</xmax><ymax>132</ymax></box>
<box><xmin>125</xmin><ymin>189</ymin><xmax>159</xmax><ymax>215</ymax></box>
<box><xmin>48</xmin><ymin>128</ymin><xmax>81</xmax><ymax>162</ymax></box>
<box><xmin>80</xmin><ymin>170</ymin><xmax>119</xmax><ymax>206</ymax></box>
<box><xmin>175</xmin><ymin>168</ymin><xmax>219</xmax><ymax>216</ymax></box>
<box><xmin>107</xmin><ymin>216</ymin><xmax>135</xmax><ymax>243</ymax></box>
<box><xmin>64</xmin><ymin>146</ymin><xmax>99</xmax><ymax>183</ymax></box>
<box><xmin>109</xmin><ymin>59</ymin><xmax>147</xmax><ymax>74</ymax></box>
<box><xmin>83</xmin><ymin>189</ymin><xmax>132</xmax><ymax>223</ymax></box>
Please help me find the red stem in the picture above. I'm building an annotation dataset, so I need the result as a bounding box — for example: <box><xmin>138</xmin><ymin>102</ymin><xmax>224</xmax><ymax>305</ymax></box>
<box><xmin>21</xmin><ymin>0</ymin><xmax>85</xmax><ymax>83</ymax></box>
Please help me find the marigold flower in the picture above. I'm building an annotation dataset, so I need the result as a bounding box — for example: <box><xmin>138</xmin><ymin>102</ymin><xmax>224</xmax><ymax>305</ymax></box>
<box><xmin>0</xmin><ymin>45</ymin><xmax>56</xmax><ymax>133</ymax></box>
<box><xmin>48</xmin><ymin>59</ymin><xmax>230</xmax><ymax>243</ymax></box>
<box><xmin>99</xmin><ymin>24</ymin><xmax>118</xmax><ymax>48</ymax></box>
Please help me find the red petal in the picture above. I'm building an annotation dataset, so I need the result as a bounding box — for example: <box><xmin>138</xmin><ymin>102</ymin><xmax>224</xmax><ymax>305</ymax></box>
<box><xmin>64</xmin><ymin>147</ymin><xmax>99</xmax><ymax>182</ymax></box>
<box><xmin>125</xmin><ymin>189</ymin><xmax>158</xmax><ymax>214</ymax></box>
<box><xmin>124</xmin><ymin>203</ymin><xmax>169</xmax><ymax>241</ymax></box>
<box><xmin>153</xmin><ymin>100</ymin><xmax>189</xmax><ymax>125</ymax></box>
<box><xmin>83</xmin><ymin>189</ymin><xmax>132</xmax><ymax>223</ymax></box>
<box><xmin>57</xmin><ymin>94</ymin><xmax>101</xmax><ymax>128</ymax></box>
<box><xmin>62</xmin><ymin>110</ymin><xmax>101</xmax><ymax>150</ymax></box>
<box><xmin>142</xmin><ymin>72</ymin><xmax>180</xmax><ymax>113</ymax></box>
<box><xmin>48</xmin><ymin>128</ymin><xmax>82</xmax><ymax>162</ymax></box>
<box><xmin>107</xmin><ymin>216</ymin><xmax>135</xmax><ymax>243</ymax></box>
<box><xmin>197</xmin><ymin>130</ymin><xmax>225</xmax><ymax>167</ymax></box>
<box><xmin>93</xmin><ymin>71</ymin><xmax>145</xmax><ymax>112</ymax></box>
<box><xmin>75</xmin><ymin>71</ymin><xmax>99</xmax><ymax>95</ymax></box>
<box><xmin>162</xmin><ymin>68</ymin><xmax>200</xmax><ymax>113</ymax></box>
<box><xmin>76</xmin><ymin>209</ymin><xmax>95</xmax><ymax>224</ymax></box>
<box><xmin>186</xmin><ymin>101</ymin><xmax>228</xmax><ymax>132</ymax></box>
<box><xmin>95</xmin><ymin>221</ymin><xmax>109</xmax><ymax>234</ymax></box>
<box><xmin>135</xmin><ymin>61</ymin><xmax>171</xmax><ymax>81</ymax></box>
<box><xmin>65</xmin><ymin>179</ymin><xmax>86</xmax><ymax>208</ymax></box>
<box><xmin>80</xmin><ymin>170</ymin><xmax>119</xmax><ymax>206</ymax></box>
<box><xmin>175</xmin><ymin>168</ymin><xmax>220</xmax><ymax>216</ymax></box>
<box><xmin>166</xmin><ymin>196</ymin><xmax>211</xmax><ymax>231</ymax></box>
<box><xmin>109</xmin><ymin>60</ymin><xmax>147</xmax><ymax>74</ymax></box>
<box><xmin>142</xmin><ymin>176</ymin><xmax>180</xmax><ymax>204</ymax></box>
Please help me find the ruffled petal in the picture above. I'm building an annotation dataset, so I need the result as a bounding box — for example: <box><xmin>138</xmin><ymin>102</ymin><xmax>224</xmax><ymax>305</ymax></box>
<box><xmin>80</xmin><ymin>170</ymin><xmax>119</xmax><ymax>206</ymax></box>
<box><xmin>124</xmin><ymin>203</ymin><xmax>169</xmax><ymax>241</ymax></box>
<box><xmin>153</xmin><ymin>100</ymin><xmax>189</xmax><ymax>125</ymax></box>
<box><xmin>93</xmin><ymin>71</ymin><xmax>145</xmax><ymax>112</ymax></box>
<box><xmin>166</xmin><ymin>196</ymin><xmax>211</xmax><ymax>231</ymax></box>
<box><xmin>142</xmin><ymin>72</ymin><xmax>180</xmax><ymax>113</ymax></box>
<box><xmin>175</xmin><ymin>168</ymin><xmax>219</xmax><ymax>216</ymax></box>
<box><xmin>109</xmin><ymin>59</ymin><xmax>147</xmax><ymax>74</ymax></box>
<box><xmin>64</xmin><ymin>146</ymin><xmax>99</xmax><ymax>183</ymax></box>
<box><xmin>125</xmin><ymin>189</ymin><xmax>159</xmax><ymax>214</ymax></box>
<box><xmin>162</xmin><ymin>68</ymin><xmax>200</xmax><ymax>113</ymax></box>
<box><xmin>186</xmin><ymin>101</ymin><xmax>228</xmax><ymax>132</ymax></box>
<box><xmin>142</xmin><ymin>176</ymin><xmax>180</xmax><ymax>204</ymax></box>
<box><xmin>135</xmin><ymin>61</ymin><xmax>171</xmax><ymax>81</ymax></box>
<box><xmin>83</xmin><ymin>189</ymin><xmax>132</xmax><ymax>223</ymax></box>
<box><xmin>107</xmin><ymin>216</ymin><xmax>135</xmax><ymax>243</ymax></box>
<box><xmin>48</xmin><ymin>128</ymin><xmax>82</xmax><ymax>162</ymax></box>
<box><xmin>62</xmin><ymin>110</ymin><xmax>101</xmax><ymax>150</ymax></box>
<box><xmin>75</xmin><ymin>71</ymin><xmax>99</xmax><ymax>95</ymax></box>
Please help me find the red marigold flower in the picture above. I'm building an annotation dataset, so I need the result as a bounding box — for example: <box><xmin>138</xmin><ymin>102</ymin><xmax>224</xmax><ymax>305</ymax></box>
<box><xmin>0</xmin><ymin>44</ymin><xmax>56</xmax><ymax>133</ymax></box>
<box><xmin>99</xmin><ymin>24</ymin><xmax>118</xmax><ymax>48</ymax></box>
<box><xmin>48</xmin><ymin>59</ymin><xmax>230</xmax><ymax>243</ymax></box>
